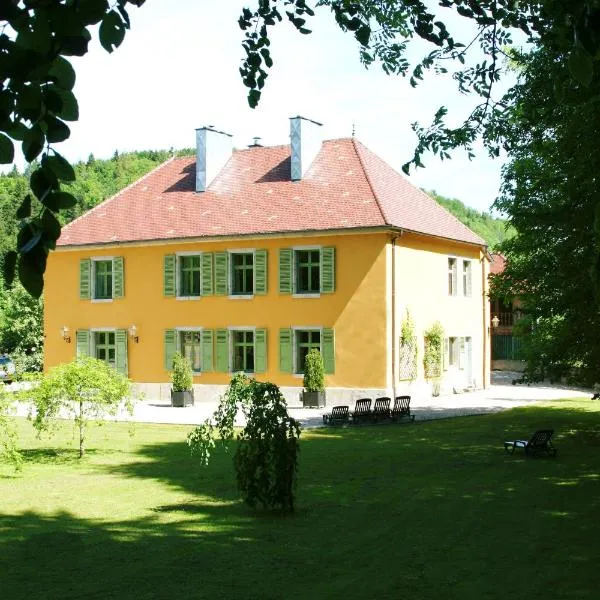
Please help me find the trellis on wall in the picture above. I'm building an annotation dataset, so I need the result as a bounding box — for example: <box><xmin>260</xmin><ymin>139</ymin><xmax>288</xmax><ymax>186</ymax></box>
<box><xmin>399</xmin><ymin>310</ymin><xmax>418</xmax><ymax>381</ymax></box>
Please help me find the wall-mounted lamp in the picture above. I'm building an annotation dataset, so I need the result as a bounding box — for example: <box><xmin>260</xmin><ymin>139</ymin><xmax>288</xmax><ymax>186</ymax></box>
<box><xmin>61</xmin><ymin>326</ymin><xmax>71</xmax><ymax>343</ymax></box>
<box><xmin>128</xmin><ymin>325</ymin><xmax>139</xmax><ymax>344</ymax></box>
<box><xmin>491</xmin><ymin>315</ymin><xmax>500</xmax><ymax>328</ymax></box>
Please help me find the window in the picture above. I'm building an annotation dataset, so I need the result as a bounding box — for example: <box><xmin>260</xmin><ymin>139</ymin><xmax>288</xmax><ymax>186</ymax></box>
<box><xmin>94</xmin><ymin>260</ymin><xmax>113</xmax><ymax>299</ymax></box>
<box><xmin>295</xmin><ymin>329</ymin><xmax>321</xmax><ymax>374</ymax></box>
<box><xmin>95</xmin><ymin>331</ymin><xmax>116</xmax><ymax>368</ymax></box>
<box><xmin>448</xmin><ymin>258</ymin><xmax>457</xmax><ymax>296</ymax></box>
<box><xmin>179</xmin><ymin>255</ymin><xmax>201</xmax><ymax>297</ymax></box>
<box><xmin>462</xmin><ymin>260</ymin><xmax>472</xmax><ymax>296</ymax></box>
<box><xmin>180</xmin><ymin>330</ymin><xmax>201</xmax><ymax>372</ymax></box>
<box><xmin>232</xmin><ymin>330</ymin><xmax>255</xmax><ymax>373</ymax></box>
<box><xmin>231</xmin><ymin>252</ymin><xmax>254</xmax><ymax>295</ymax></box>
<box><xmin>448</xmin><ymin>336</ymin><xmax>460</xmax><ymax>367</ymax></box>
<box><xmin>295</xmin><ymin>250</ymin><xmax>321</xmax><ymax>294</ymax></box>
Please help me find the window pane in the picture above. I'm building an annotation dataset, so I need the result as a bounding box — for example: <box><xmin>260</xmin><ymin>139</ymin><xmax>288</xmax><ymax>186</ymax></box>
<box><xmin>179</xmin><ymin>255</ymin><xmax>201</xmax><ymax>296</ymax></box>
<box><xmin>231</xmin><ymin>253</ymin><xmax>254</xmax><ymax>295</ymax></box>
<box><xmin>296</xmin><ymin>330</ymin><xmax>321</xmax><ymax>373</ymax></box>
<box><xmin>232</xmin><ymin>330</ymin><xmax>254</xmax><ymax>372</ymax></box>
<box><xmin>94</xmin><ymin>260</ymin><xmax>113</xmax><ymax>299</ymax></box>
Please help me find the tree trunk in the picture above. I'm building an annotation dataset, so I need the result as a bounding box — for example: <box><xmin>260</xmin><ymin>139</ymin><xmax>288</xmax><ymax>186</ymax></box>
<box><xmin>79</xmin><ymin>398</ymin><xmax>84</xmax><ymax>458</ymax></box>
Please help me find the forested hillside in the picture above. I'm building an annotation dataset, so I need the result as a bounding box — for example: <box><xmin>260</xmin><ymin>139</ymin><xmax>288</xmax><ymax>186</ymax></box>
<box><xmin>0</xmin><ymin>150</ymin><xmax>509</xmax><ymax>372</ymax></box>
<box><xmin>426</xmin><ymin>190</ymin><xmax>512</xmax><ymax>250</ymax></box>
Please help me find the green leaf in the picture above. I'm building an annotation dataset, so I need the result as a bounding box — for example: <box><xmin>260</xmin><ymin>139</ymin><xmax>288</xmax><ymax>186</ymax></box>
<box><xmin>248</xmin><ymin>89</ymin><xmax>261</xmax><ymax>108</ymax></box>
<box><xmin>16</xmin><ymin>194</ymin><xmax>32</xmax><ymax>219</ymax></box>
<box><xmin>99</xmin><ymin>11</ymin><xmax>126</xmax><ymax>53</ymax></box>
<box><xmin>41</xmin><ymin>208</ymin><xmax>62</xmax><ymax>240</ymax></box>
<box><xmin>46</xmin><ymin>152</ymin><xmax>76</xmax><ymax>182</ymax></box>
<box><xmin>45</xmin><ymin>190</ymin><xmax>77</xmax><ymax>210</ymax></box>
<box><xmin>0</xmin><ymin>132</ymin><xmax>14</xmax><ymax>163</ymax></box>
<box><xmin>5</xmin><ymin>121</ymin><xmax>28</xmax><ymax>141</ymax></box>
<box><xmin>45</xmin><ymin>115</ymin><xmax>70</xmax><ymax>143</ymax></box>
<box><xmin>31</xmin><ymin>166</ymin><xmax>58</xmax><ymax>201</ymax></box>
<box><xmin>568</xmin><ymin>47</ymin><xmax>593</xmax><ymax>87</ymax></box>
<box><xmin>355</xmin><ymin>25</ymin><xmax>371</xmax><ymax>46</ymax></box>
<box><xmin>2</xmin><ymin>250</ymin><xmax>17</xmax><ymax>288</ymax></box>
<box><xmin>18</xmin><ymin>252</ymin><xmax>44</xmax><ymax>298</ymax></box>
<box><xmin>51</xmin><ymin>88</ymin><xmax>79</xmax><ymax>121</ymax></box>
<box><xmin>22</xmin><ymin>125</ymin><xmax>44</xmax><ymax>162</ymax></box>
<box><xmin>48</xmin><ymin>56</ymin><xmax>76</xmax><ymax>90</ymax></box>
<box><xmin>77</xmin><ymin>0</ymin><xmax>110</xmax><ymax>26</ymax></box>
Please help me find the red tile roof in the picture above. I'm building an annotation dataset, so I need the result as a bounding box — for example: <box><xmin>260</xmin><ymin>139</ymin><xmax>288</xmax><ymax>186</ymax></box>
<box><xmin>489</xmin><ymin>253</ymin><xmax>506</xmax><ymax>275</ymax></box>
<box><xmin>58</xmin><ymin>138</ymin><xmax>486</xmax><ymax>247</ymax></box>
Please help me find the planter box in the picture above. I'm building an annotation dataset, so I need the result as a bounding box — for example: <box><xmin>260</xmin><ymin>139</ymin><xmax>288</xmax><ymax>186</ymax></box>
<box><xmin>302</xmin><ymin>390</ymin><xmax>326</xmax><ymax>408</ymax></box>
<box><xmin>171</xmin><ymin>389</ymin><xmax>194</xmax><ymax>407</ymax></box>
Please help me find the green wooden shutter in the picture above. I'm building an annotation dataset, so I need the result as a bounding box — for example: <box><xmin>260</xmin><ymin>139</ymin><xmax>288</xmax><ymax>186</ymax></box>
<box><xmin>443</xmin><ymin>337</ymin><xmax>450</xmax><ymax>371</ymax></box>
<box><xmin>76</xmin><ymin>329</ymin><xmax>90</xmax><ymax>357</ymax></box>
<box><xmin>115</xmin><ymin>329</ymin><xmax>128</xmax><ymax>376</ymax></box>
<box><xmin>163</xmin><ymin>255</ymin><xmax>176</xmax><ymax>297</ymax></box>
<box><xmin>113</xmin><ymin>257</ymin><xmax>124</xmax><ymax>299</ymax></box>
<box><xmin>215</xmin><ymin>329</ymin><xmax>229</xmax><ymax>372</ymax></box>
<box><xmin>164</xmin><ymin>329</ymin><xmax>176</xmax><ymax>371</ymax></box>
<box><xmin>254</xmin><ymin>328</ymin><xmax>267</xmax><ymax>373</ymax></box>
<box><xmin>279</xmin><ymin>248</ymin><xmax>292</xmax><ymax>294</ymax></box>
<box><xmin>202</xmin><ymin>252</ymin><xmax>214</xmax><ymax>296</ymax></box>
<box><xmin>79</xmin><ymin>259</ymin><xmax>91</xmax><ymax>300</ymax></box>
<box><xmin>254</xmin><ymin>249</ymin><xmax>267</xmax><ymax>295</ymax></box>
<box><xmin>201</xmin><ymin>329</ymin><xmax>213</xmax><ymax>372</ymax></box>
<box><xmin>279</xmin><ymin>328</ymin><xmax>293</xmax><ymax>373</ymax></box>
<box><xmin>322</xmin><ymin>328</ymin><xmax>335</xmax><ymax>374</ymax></box>
<box><xmin>215</xmin><ymin>252</ymin><xmax>228</xmax><ymax>296</ymax></box>
<box><xmin>321</xmin><ymin>247</ymin><xmax>335</xmax><ymax>293</ymax></box>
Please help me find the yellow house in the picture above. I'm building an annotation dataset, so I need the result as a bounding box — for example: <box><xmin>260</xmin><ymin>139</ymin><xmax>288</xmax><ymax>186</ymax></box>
<box><xmin>44</xmin><ymin>117</ymin><xmax>490</xmax><ymax>404</ymax></box>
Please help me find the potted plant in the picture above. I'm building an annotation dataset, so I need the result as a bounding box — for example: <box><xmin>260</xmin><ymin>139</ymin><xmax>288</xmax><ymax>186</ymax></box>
<box><xmin>302</xmin><ymin>348</ymin><xmax>326</xmax><ymax>408</ymax></box>
<box><xmin>170</xmin><ymin>352</ymin><xmax>194</xmax><ymax>407</ymax></box>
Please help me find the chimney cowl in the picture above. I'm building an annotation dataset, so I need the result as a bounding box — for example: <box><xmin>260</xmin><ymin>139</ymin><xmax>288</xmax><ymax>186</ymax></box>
<box><xmin>195</xmin><ymin>126</ymin><xmax>233</xmax><ymax>193</ymax></box>
<box><xmin>289</xmin><ymin>116</ymin><xmax>323</xmax><ymax>181</ymax></box>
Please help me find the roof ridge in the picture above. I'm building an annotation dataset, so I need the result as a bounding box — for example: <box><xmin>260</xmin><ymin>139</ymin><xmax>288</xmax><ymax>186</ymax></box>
<box><xmin>61</xmin><ymin>156</ymin><xmax>178</xmax><ymax>235</ymax></box>
<box><xmin>350</xmin><ymin>138</ymin><xmax>389</xmax><ymax>225</ymax></box>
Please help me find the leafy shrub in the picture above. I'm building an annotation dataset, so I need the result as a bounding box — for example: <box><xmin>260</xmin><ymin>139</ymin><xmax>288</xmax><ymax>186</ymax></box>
<box><xmin>424</xmin><ymin>321</ymin><xmax>444</xmax><ymax>380</ymax></box>
<box><xmin>399</xmin><ymin>310</ymin><xmax>418</xmax><ymax>381</ymax></box>
<box><xmin>188</xmin><ymin>373</ymin><xmax>301</xmax><ymax>512</ymax></box>
<box><xmin>0</xmin><ymin>386</ymin><xmax>22</xmax><ymax>471</ymax></box>
<box><xmin>27</xmin><ymin>357</ymin><xmax>132</xmax><ymax>458</ymax></box>
<box><xmin>303</xmin><ymin>349</ymin><xmax>324</xmax><ymax>392</ymax></box>
<box><xmin>170</xmin><ymin>352</ymin><xmax>193</xmax><ymax>392</ymax></box>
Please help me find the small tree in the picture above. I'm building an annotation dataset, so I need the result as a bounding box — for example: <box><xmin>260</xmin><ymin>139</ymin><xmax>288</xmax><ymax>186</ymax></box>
<box><xmin>188</xmin><ymin>373</ymin><xmax>301</xmax><ymax>512</ymax></box>
<box><xmin>28</xmin><ymin>357</ymin><xmax>132</xmax><ymax>458</ymax></box>
<box><xmin>0</xmin><ymin>385</ymin><xmax>22</xmax><ymax>471</ymax></box>
<box><xmin>423</xmin><ymin>322</ymin><xmax>444</xmax><ymax>380</ymax></box>
<box><xmin>303</xmin><ymin>349</ymin><xmax>324</xmax><ymax>392</ymax></box>
<box><xmin>170</xmin><ymin>352</ymin><xmax>193</xmax><ymax>391</ymax></box>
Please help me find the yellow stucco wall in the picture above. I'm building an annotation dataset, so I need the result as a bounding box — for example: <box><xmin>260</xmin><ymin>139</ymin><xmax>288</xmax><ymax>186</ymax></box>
<box><xmin>394</xmin><ymin>232</ymin><xmax>490</xmax><ymax>388</ymax></box>
<box><xmin>44</xmin><ymin>232</ymin><xmax>389</xmax><ymax>389</ymax></box>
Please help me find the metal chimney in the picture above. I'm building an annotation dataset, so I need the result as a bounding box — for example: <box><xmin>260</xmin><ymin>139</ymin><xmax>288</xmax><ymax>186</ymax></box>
<box><xmin>289</xmin><ymin>116</ymin><xmax>323</xmax><ymax>181</ymax></box>
<box><xmin>195</xmin><ymin>126</ymin><xmax>233</xmax><ymax>192</ymax></box>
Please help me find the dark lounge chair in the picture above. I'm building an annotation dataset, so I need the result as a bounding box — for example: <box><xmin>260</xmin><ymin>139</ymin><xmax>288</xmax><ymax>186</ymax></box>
<box><xmin>322</xmin><ymin>405</ymin><xmax>350</xmax><ymax>426</ymax></box>
<box><xmin>372</xmin><ymin>397</ymin><xmax>391</xmax><ymax>422</ymax></box>
<box><xmin>350</xmin><ymin>398</ymin><xmax>372</xmax><ymax>424</ymax></box>
<box><xmin>504</xmin><ymin>429</ymin><xmax>557</xmax><ymax>457</ymax></box>
<box><xmin>391</xmin><ymin>395</ymin><xmax>415</xmax><ymax>423</ymax></box>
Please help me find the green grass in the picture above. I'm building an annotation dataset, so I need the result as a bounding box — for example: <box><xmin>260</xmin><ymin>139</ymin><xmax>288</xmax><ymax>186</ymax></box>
<box><xmin>1</xmin><ymin>400</ymin><xmax>600</xmax><ymax>599</ymax></box>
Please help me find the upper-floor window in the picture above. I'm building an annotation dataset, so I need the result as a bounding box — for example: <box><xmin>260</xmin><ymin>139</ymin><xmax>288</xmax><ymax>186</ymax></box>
<box><xmin>94</xmin><ymin>260</ymin><xmax>113</xmax><ymax>300</ymax></box>
<box><xmin>179</xmin><ymin>255</ymin><xmax>201</xmax><ymax>297</ymax></box>
<box><xmin>79</xmin><ymin>257</ymin><xmax>124</xmax><ymax>301</ymax></box>
<box><xmin>278</xmin><ymin>246</ymin><xmax>335</xmax><ymax>296</ymax></box>
<box><xmin>295</xmin><ymin>250</ymin><xmax>320</xmax><ymax>294</ymax></box>
<box><xmin>448</xmin><ymin>257</ymin><xmax>472</xmax><ymax>297</ymax></box>
<box><xmin>231</xmin><ymin>252</ymin><xmax>254</xmax><ymax>296</ymax></box>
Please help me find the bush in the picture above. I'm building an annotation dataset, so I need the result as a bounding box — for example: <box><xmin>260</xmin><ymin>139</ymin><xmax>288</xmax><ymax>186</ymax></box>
<box><xmin>424</xmin><ymin>321</ymin><xmax>444</xmax><ymax>380</ymax></box>
<box><xmin>170</xmin><ymin>352</ymin><xmax>193</xmax><ymax>392</ymax></box>
<box><xmin>0</xmin><ymin>385</ymin><xmax>22</xmax><ymax>471</ymax></box>
<box><xmin>188</xmin><ymin>373</ymin><xmax>301</xmax><ymax>512</ymax></box>
<box><xmin>303</xmin><ymin>349</ymin><xmax>324</xmax><ymax>392</ymax></box>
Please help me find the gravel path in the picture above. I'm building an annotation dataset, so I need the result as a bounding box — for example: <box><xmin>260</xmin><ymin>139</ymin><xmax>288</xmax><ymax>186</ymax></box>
<box><xmin>10</xmin><ymin>372</ymin><xmax>591</xmax><ymax>430</ymax></box>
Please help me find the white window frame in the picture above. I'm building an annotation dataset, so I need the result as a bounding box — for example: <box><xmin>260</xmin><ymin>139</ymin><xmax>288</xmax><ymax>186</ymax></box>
<box><xmin>448</xmin><ymin>256</ymin><xmax>473</xmax><ymax>298</ymax></box>
<box><xmin>175</xmin><ymin>326</ymin><xmax>203</xmax><ymax>373</ymax></box>
<box><xmin>228</xmin><ymin>248</ymin><xmax>255</xmax><ymax>300</ymax></box>
<box><xmin>462</xmin><ymin>259</ymin><xmax>472</xmax><ymax>297</ymax></box>
<box><xmin>292</xmin><ymin>325</ymin><xmax>323</xmax><ymax>377</ymax></box>
<box><xmin>447</xmin><ymin>256</ymin><xmax>458</xmax><ymax>297</ymax></box>
<box><xmin>292</xmin><ymin>245</ymin><xmax>322</xmax><ymax>298</ymax></box>
<box><xmin>91</xmin><ymin>256</ymin><xmax>115</xmax><ymax>303</ymax></box>
<box><xmin>175</xmin><ymin>251</ymin><xmax>202</xmax><ymax>301</ymax></box>
<box><xmin>228</xmin><ymin>326</ymin><xmax>257</xmax><ymax>374</ymax></box>
<box><xmin>90</xmin><ymin>327</ymin><xmax>118</xmax><ymax>366</ymax></box>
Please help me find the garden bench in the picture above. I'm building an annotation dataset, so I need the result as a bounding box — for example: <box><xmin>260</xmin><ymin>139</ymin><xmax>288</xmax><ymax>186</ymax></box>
<box><xmin>322</xmin><ymin>405</ymin><xmax>350</xmax><ymax>426</ymax></box>
<box><xmin>504</xmin><ymin>429</ymin><xmax>557</xmax><ymax>457</ymax></box>
<box><xmin>391</xmin><ymin>396</ymin><xmax>415</xmax><ymax>423</ymax></box>
<box><xmin>350</xmin><ymin>398</ymin><xmax>372</xmax><ymax>424</ymax></box>
<box><xmin>372</xmin><ymin>397</ymin><xmax>391</xmax><ymax>422</ymax></box>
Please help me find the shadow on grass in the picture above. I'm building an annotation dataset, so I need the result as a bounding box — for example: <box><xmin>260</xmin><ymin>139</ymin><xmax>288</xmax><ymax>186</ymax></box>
<box><xmin>2</xmin><ymin>405</ymin><xmax>600</xmax><ymax>599</ymax></box>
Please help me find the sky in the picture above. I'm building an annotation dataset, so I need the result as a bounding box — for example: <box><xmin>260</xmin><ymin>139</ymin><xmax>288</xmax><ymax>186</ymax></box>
<box><xmin>54</xmin><ymin>0</ymin><xmax>507</xmax><ymax>213</ymax></box>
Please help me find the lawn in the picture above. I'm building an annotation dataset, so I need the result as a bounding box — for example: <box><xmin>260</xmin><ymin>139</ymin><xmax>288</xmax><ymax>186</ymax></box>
<box><xmin>1</xmin><ymin>399</ymin><xmax>599</xmax><ymax>599</ymax></box>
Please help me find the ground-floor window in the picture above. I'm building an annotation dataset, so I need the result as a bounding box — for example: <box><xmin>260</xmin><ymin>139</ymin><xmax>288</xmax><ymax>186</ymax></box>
<box><xmin>295</xmin><ymin>329</ymin><xmax>321</xmax><ymax>374</ymax></box>
<box><xmin>95</xmin><ymin>331</ymin><xmax>116</xmax><ymax>368</ymax></box>
<box><xmin>446</xmin><ymin>336</ymin><xmax>472</xmax><ymax>370</ymax></box>
<box><xmin>232</xmin><ymin>330</ymin><xmax>255</xmax><ymax>373</ymax></box>
<box><xmin>180</xmin><ymin>330</ymin><xmax>201</xmax><ymax>372</ymax></box>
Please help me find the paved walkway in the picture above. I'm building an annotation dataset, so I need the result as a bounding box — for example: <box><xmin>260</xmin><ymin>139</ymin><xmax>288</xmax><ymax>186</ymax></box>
<box><xmin>10</xmin><ymin>372</ymin><xmax>591</xmax><ymax>430</ymax></box>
